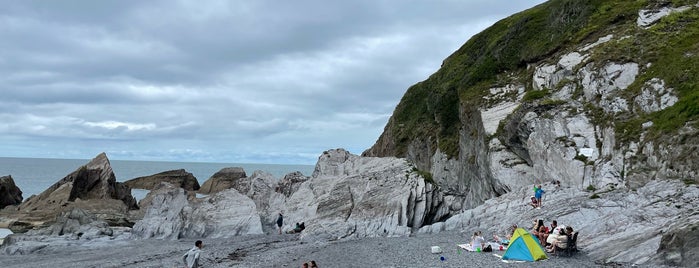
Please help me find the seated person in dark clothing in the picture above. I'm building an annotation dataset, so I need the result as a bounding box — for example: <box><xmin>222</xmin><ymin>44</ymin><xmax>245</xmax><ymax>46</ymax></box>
<box><xmin>290</xmin><ymin>222</ymin><xmax>306</xmax><ymax>233</ymax></box>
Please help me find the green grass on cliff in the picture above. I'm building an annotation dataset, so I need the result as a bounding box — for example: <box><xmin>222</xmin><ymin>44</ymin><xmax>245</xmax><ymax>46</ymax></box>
<box><xmin>387</xmin><ymin>0</ymin><xmax>699</xmax><ymax>159</ymax></box>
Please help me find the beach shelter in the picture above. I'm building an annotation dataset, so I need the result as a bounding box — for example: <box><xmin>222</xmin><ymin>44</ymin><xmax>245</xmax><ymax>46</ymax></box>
<box><xmin>501</xmin><ymin>228</ymin><xmax>548</xmax><ymax>261</ymax></box>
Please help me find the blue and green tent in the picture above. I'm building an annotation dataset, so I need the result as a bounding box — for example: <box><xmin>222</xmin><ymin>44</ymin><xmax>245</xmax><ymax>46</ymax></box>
<box><xmin>501</xmin><ymin>228</ymin><xmax>548</xmax><ymax>261</ymax></box>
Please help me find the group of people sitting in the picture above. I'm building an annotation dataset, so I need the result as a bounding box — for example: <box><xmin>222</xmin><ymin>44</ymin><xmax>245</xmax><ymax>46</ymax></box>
<box><xmin>531</xmin><ymin>219</ymin><xmax>576</xmax><ymax>254</ymax></box>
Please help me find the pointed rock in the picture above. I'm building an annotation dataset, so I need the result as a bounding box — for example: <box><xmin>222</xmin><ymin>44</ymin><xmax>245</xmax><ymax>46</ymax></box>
<box><xmin>7</xmin><ymin>153</ymin><xmax>137</xmax><ymax>228</ymax></box>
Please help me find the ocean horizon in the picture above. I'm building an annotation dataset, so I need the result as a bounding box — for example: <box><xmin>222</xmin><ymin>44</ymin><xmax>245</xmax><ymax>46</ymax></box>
<box><xmin>0</xmin><ymin>156</ymin><xmax>315</xmax><ymax>199</ymax></box>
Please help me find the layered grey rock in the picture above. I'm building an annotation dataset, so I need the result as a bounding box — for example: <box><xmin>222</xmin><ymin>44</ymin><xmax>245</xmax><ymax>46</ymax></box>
<box><xmin>418</xmin><ymin>179</ymin><xmax>699</xmax><ymax>266</ymax></box>
<box><xmin>124</xmin><ymin>169</ymin><xmax>200</xmax><ymax>191</ymax></box>
<box><xmin>0</xmin><ymin>175</ymin><xmax>22</xmax><ymax>209</ymax></box>
<box><xmin>1</xmin><ymin>208</ymin><xmax>121</xmax><ymax>255</ymax></box>
<box><xmin>273</xmin><ymin>149</ymin><xmax>455</xmax><ymax>240</ymax></box>
<box><xmin>132</xmin><ymin>182</ymin><xmax>262</xmax><ymax>239</ymax></box>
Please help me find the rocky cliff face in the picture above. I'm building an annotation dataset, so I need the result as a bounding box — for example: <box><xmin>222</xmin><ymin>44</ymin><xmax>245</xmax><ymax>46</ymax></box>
<box><xmin>364</xmin><ymin>0</ymin><xmax>699</xmax><ymax>209</ymax></box>
<box><xmin>269</xmin><ymin>149</ymin><xmax>458</xmax><ymax>239</ymax></box>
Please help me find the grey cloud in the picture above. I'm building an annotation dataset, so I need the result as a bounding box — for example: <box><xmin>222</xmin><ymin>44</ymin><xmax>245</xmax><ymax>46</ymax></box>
<box><xmin>0</xmin><ymin>0</ymin><xmax>547</xmax><ymax>163</ymax></box>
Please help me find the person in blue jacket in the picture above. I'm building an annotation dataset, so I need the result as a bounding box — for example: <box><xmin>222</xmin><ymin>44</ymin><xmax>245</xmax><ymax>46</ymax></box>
<box><xmin>535</xmin><ymin>185</ymin><xmax>545</xmax><ymax>208</ymax></box>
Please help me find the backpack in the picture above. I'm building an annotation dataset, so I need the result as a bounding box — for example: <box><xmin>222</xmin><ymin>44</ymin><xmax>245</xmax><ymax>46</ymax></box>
<box><xmin>483</xmin><ymin>245</ymin><xmax>493</xmax><ymax>252</ymax></box>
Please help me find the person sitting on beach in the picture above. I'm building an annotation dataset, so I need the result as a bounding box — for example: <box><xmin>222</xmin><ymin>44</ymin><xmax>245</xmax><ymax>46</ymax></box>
<box><xmin>531</xmin><ymin>219</ymin><xmax>548</xmax><ymax>246</ymax></box>
<box><xmin>547</xmin><ymin>227</ymin><xmax>572</xmax><ymax>253</ymax></box>
<box><xmin>493</xmin><ymin>224</ymin><xmax>517</xmax><ymax>244</ymax></box>
<box><xmin>470</xmin><ymin>231</ymin><xmax>486</xmax><ymax>251</ymax></box>
<box><xmin>530</xmin><ymin>196</ymin><xmax>539</xmax><ymax>208</ymax></box>
<box><xmin>549</xmin><ymin>220</ymin><xmax>558</xmax><ymax>234</ymax></box>
<box><xmin>287</xmin><ymin>222</ymin><xmax>306</xmax><ymax>234</ymax></box>
<box><xmin>310</xmin><ymin>260</ymin><xmax>318</xmax><ymax>268</ymax></box>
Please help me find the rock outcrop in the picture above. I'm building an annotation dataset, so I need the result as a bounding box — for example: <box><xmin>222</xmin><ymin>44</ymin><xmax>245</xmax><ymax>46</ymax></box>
<box><xmin>1</xmin><ymin>207</ymin><xmax>122</xmax><ymax>255</ymax></box>
<box><xmin>132</xmin><ymin>182</ymin><xmax>262</xmax><ymax>239</ymax></box>
<box><xmin>198</xmin><ymin>167</ymin><xmax>247</xmax><ymax>194</ymax></box>
<box><xmin>244</xmin><ymin>149</ymin><xmax>455</xmax><ymax>240</ymax></box>
<box><xmin>124</xmin><ymin>169</ymin><xmax>200</xmax><ymax>191</ymax></box>
<box><xmin>0</xmin><ymin>175</ymin><xmax>22</xmax><ymax>209</ymax></box>
<box><xmin>418</xmin><ymin>180</ymin><xmax>699</xmax><ymax>266</ymax></box>
<box><xmin>2</xmin><ymin>153</ymin><xmax>137</xmax><ymax>230</ymax></box>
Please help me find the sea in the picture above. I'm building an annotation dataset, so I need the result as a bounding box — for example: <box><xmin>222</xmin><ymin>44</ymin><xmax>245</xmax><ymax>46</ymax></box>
<box><xmin>0</xmin><ymin>157</ymin><xmax>314</xmax><ymax>238</ymax></box>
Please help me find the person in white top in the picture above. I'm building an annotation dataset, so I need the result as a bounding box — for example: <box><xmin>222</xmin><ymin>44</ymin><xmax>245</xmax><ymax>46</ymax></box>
<box><xmin>182</xmin><ymin>240</ymin><xmax>203</xmax><ymax>268</ymax></box>
<box><xmin>470</xmin><ymin>231</ymin><xmax>486</xmax><ymax>251</ymax></box>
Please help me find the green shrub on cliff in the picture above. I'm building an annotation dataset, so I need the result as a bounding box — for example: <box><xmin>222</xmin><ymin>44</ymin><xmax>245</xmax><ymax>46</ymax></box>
<box><xmin>379</xmin><ymin>0</ymin><xmax>699</xmax><ymax>160</ymax></box>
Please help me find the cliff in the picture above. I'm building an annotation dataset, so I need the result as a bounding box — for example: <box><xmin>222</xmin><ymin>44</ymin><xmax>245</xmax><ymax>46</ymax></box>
<box><xmin>364</xmin><ymin>0</ymin><xmax>699</xmax><ymax>209</ymax></box>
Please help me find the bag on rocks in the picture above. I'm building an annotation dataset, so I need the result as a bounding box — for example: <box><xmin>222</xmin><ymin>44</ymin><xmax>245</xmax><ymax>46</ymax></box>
<box><xmin>483</xmin><ymin>245</ymin><xmax>493</xmax><ymax>252</ymax></box>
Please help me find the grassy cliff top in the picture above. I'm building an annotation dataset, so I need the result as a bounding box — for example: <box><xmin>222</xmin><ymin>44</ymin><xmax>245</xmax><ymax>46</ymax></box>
<box><xmin>385</xmin><ymin>0</ymin><xmax>699</xmax><ymax>158</ymax></box>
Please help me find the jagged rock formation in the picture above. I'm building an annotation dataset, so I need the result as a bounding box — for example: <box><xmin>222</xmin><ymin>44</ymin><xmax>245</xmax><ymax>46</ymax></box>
<box><xmin>124</xmin><ymin>169</ymin><xmax>200</xmax><ymax>191</ymax></box>
<box><xmin>259</xmin><ymin>149</ymin><xmax>452</xmax><ymax>240</ymax></box>
<box><xmin>198</xmin><ymin>167</ymin><xmax>247</xmax><ymax>194</ymax></box>
<box><xmin>0</xmin><ymin>175</ymin><xmax>22</xmax><ymax>209</ymax></box>
<box><xmin>132</xmin><ymin>182</ymin><xmax>262</xmax><ymax>239</ymax></box>
<box><xmin>1</xmin><ymin>153</ymin><xmax>137</xmax><ymax>230</ymax></box>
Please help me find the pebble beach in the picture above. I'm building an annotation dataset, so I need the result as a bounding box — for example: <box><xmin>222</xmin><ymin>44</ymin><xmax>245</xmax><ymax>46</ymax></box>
<box><xmin>1</xmin><ymin>230</ymin><xmax>666</xmax><ymax>268</ymax></box>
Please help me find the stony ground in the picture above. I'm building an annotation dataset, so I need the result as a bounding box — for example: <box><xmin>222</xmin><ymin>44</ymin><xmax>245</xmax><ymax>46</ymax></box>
<box><xmin>1</xmin><ymin>230</ymin><xmax>668</xmax><ymax>268</ymax></box>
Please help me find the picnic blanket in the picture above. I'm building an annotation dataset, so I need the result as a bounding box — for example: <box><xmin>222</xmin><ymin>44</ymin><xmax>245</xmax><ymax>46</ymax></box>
<box><xmin>458</xmin><ymin>242</ymin><xmax>506</xmax><ymax>252</ymax></box>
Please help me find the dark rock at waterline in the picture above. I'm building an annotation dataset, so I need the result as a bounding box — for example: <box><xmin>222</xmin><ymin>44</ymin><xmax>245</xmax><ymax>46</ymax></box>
<box><xmin>0</xmin><ymin>175</ymin><xmax>23</xmax><ymax>209</ymax></box>
<box><xmin>124</xmin><ymin>169</ymin><xmax>200</xmax><ymax>191</ymax></box>
<box><xmin>8</xmin><ymin>221</ymin><xmax>34</xmax><ymax>233</ymax></box>
<box><xmin>198</xmin><ymin>167</ymin><xmax>247</xmax><ymax>194</ymax></box>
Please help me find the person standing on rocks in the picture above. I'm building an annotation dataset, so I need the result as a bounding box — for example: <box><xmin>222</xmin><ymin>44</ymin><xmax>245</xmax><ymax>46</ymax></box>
<box><xmin>535</xmin><ymin>185</ymin><xmax>545</xmax><ymax>208</ymax></box>
<box><xmin>277</xmin><ymin>212</ymin><xmax>284</xmax><ymax>234</ymax></box>
<box><xmin>182</xmin><ymin>240</ymin><xmax>203</xmax><ymax>268</ymax></box>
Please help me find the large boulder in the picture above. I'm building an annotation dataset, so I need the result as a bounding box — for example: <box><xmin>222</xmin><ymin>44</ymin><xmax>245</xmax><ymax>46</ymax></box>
<box><xmin>132</xmin><ymin>182</ymin><xmax>263</xmax><ymax>239</ymax></box>
<box><xmin>124</xmin><ymin>169</ymin><xmax>200</xmax><ymax>191</ymax></box>
<box><xmin>0</xmin><ymin>175</ymin><xmax>22</xmax><ymax>209</ymax></box>
<box><xmin>4</xmin><ymin>153</ymin><xmax>137</xmax><ymax>229</ymax></box>
<box><xmin>198</xmin><ymin>167</ymin><xmax>247</xmax><ymax>194</ymax></box>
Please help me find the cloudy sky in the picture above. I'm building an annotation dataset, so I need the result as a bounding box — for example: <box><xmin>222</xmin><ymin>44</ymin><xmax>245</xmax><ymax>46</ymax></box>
<box><xmin>1</xmin><ymin>0</ymin><xmax>546</xmax><ymax>164</ymax></box>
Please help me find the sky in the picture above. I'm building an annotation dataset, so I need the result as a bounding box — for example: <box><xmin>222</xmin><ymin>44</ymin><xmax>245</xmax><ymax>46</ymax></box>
<box><xmin>0</xmin><ymin>0</ymin><xmax>547</xmax><ymax>165</ymax></box>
